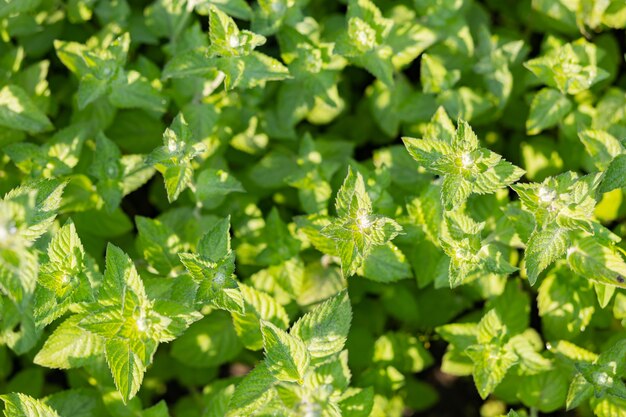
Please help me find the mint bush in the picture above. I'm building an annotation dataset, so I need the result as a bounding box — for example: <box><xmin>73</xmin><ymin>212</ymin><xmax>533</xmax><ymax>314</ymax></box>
<box><xmin>1</xmin><ymin>1</ymin><xmax>626</xmax><ymax>416</ymax></box>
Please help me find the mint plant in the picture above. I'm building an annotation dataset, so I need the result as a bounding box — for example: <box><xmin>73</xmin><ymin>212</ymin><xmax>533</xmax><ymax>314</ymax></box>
<box><xmin>2</xmin><ymin>1</ymin><xmax>626</xmax><ymax>417</ymax></box>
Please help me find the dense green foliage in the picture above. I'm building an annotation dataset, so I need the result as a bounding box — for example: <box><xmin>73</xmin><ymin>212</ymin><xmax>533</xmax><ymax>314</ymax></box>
<box><xmin>1</xmin><ymin>0</ymin><xmax>626</xmax><ymax>416</ymax></box>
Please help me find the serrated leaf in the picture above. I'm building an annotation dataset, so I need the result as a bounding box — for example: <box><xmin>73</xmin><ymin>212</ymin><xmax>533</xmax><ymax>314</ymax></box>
<box><xmin>105</xmin><ymin>337</ymin><xmax>145</xmax><ymax>403</ymax></box>
<box><xmin>567</xmin><ymin>235</ymin><xmax>626</xmax><ymax>288</ymax></box>
<box><xmin>34</xmin><ymin>315</ymin><xmax>103</xmax><ymax>369</ymax></box>
<box><xmin>466</xmin><ymin>343</ymin><xmax>518</xmax><ymax>399</ymax></box>
<box><xmin>233</xmin><ymin>284</ymin><xmax>289</xmax><ymax>350</ymax></box>
<box><xmin>441</xmin><ymin>175</ymin><xmax>471</xmax><ymax>211</ymax></box>
<box><xmin>335</xmin><ymin>166</ymin><xmax>370</xmax><ymax>219</ymax></box>
<box><xmin>600</xmin><ymin>154</ymin><xmax>626</xmax><ymax>193</ymax></box>
<box><xmin>290</xmin><ymin>290</ymin><xmax>352</xmax><ymax>359</ymax></box>
<box><xmin>566</xmin><ymin>373</ymin><xmax>593</xmax><ymax>410</ymax></box>
<box><xmin>135</xmin><ymin>216</ymin><xmax>182</xmax><ymax>275</ymax></box>
<box><xmin>526</xmin><ymin>88</ymin><xmax>572</xmax><ymax>135</ymax></box>
<box><xmin>149</xmin><ymin>113</ymin><xmax>205</xmax><ymax>202</ymax></box>
<box><xmin>197</xmin><ymin>217</ymin><xmax>232</xmax><ymax>262</ymax></box>
<box><xmin>227</xmin><ymin>362</ymin><xmax>277</xmax><ymax>417</ymax></box>
<box><xmin>525</xmin><ymin>227</ymin><xmax>569</xmax><ymax>285</ymax></box>
<box><xmin>578</xmin><ymin>130</ymin><xmax>623</xmax><ymax>170</ymax></box>
<box><xmin>0</xmin><ymin>393</ymin><xmax>61</xmax><ymax>417</ymax></box>
<box><xmin>323</xmin><ymin>167</ymin><xmax>402</xmax><ymax>277</ymax></box>
<box><xmin>0</xmin><ymin>85</ymin><xmax>52</xmax><ymax>134</ymax></box>
<box><xmin>261</xmin><ymin>320</ymin><xmax>310</xmax><ymax>383</ymax></box>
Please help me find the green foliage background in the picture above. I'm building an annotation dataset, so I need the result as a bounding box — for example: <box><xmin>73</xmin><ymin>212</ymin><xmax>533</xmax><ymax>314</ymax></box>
<box><xmin>1</xmin><ymin>0</ymin><xmax>626</xmax><ymax>416</ymax></box>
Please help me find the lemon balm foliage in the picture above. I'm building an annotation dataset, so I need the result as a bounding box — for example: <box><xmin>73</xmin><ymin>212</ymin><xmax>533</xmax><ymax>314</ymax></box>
<box><xmin>3</xmin><ymin>1</ymin><xmax>626</xmax><ymax>417</ymax></box>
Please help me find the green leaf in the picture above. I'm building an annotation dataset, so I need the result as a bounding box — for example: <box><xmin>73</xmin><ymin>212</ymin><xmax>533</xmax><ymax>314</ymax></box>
<box><xmin>339</xmin><ymin>387</ymin><xmax>375</xmax><ymax>417</ymax></box>
<box><xmin>171</xmin><ymin>312</ymin><xmax>242</xmax><ymax>368</ymax></box>
<box><xmin>0</xmin><ymin>393</ymin><xmax>61</xmax><ymax>417</ymax></box>
<box><xmin>600</xmin><ymin>154</ymin><xmax>626</xmax><ymax>193</ymax></box>
<box><xmin>220</xmin><ymin>53</ymin><xmax>290</xmax><ymax>90</ymax></box>
<box><xmin>109</xmin><ymin>70</ymin><xmax>167</xmax><ymax>113</ymax></box>
<box><xmin>232</xmin><ymin>284</ymin><xmax>289</xmax><ymax>350</ymax></box>
<box><xmin>518</xmin><ymin>368</ymin><xmax>569</xmax><ymax>412</ymax></box>
<box><xmin>226</xmin><ymin>362</ymin><xmax>277</xmax><ymax>417</ymax></box>
<box><xmin>526</xmin><ymin>88</ymin><xmax>572</xmax><ymax>135</ymax></box>
<box><xmin>525</xmin><ymin>226</ymin><xmax>569</xmax><ymax>285</ymax></box>
<box><xmin>149</xmin><ymin>113</ymin><xmax>205</xmax><ymax>202</ymax></box>
<box><xmin>441</xmin><ymin>175</ymin><xmax>471</xmax><ymax>211</ymax></box>
<box><xmin>420</xmin><ymin>53</ymin><xmax>460</xmax><ymax>94</ymax></box>
<box><xmin>360</xmin><ymin>243</ymin><xmax>412</xmax><ymax>282</ymax></box>
<box><xmin>162</xmin><ymin>49</ymin><xmax>219</xmax><ymax>79</ymax></box>
<box><xmin>290</xmin><ymin>290</ymin><xmax>352</xmax><ymax>359</ymax></box>
<box><xmin>135</xmin><ymin>216</ymin><xmax>182</xmax><ymax>275</ymax></box>
<box><xmin>261</xmin><ymin>320</ymin><xmax>310</xmax><ymax>383</ymax></box>
<box><xmin>567</xmin><ymin>373</ymin><xmax>593</xmax><ymax>410</ymax></box>
<box><xmin>97</xmin><ymin>243</ymin><xmax>147</xmax><ymax>306</ymax></box>
<box><xmin>105</xmin><ymin>337</ymin><xmax>145</xmax><ymax>403</ymax></box>
<box><xmin>34</xmin><ymin>315</ymin><xmax>104</xmax><ymax>369</ymax></box>
<box><xmin>197</xmin><ymin>217</ymin><xmax>232</xmax><ymax>262</ymax></box>
<box><xmin>466</xmin><ymin>343</ymin><xmax>518</xmax><ymax>399</ymax></box>
<box><xmin>256</xmin><ymin>207</ymin><xmax>301</xmax><ymax>265</ymax></box>
<box><xmin>323</xmin><ymin>167</ymin><xmax>402</xmax><ymax>277</ymax></box>
<box><xmin>2</xmin><ymin>179</ymin><xmax>67</xmax><ymax>243</ymax></box>
<box><xmin>578</xmin><ymin>129</ymin><xmax>624</xmax><ymax>170</ymax></box>
<box><xmin>537</xmin><ymin>268</ymin><xmax>595</xmax><ymax>340</ymax></box>
<box><xmin>0</xmin><ymin>85</ymin><xmax>52</xmax><ymax>134</ymax></box>
<box><xmin>39</xmin><ymin>219</ymin><xmax>85</xmax><ymax>296</ymax></box>
<box><xmin>372</xmin><ymin>332</ymin><xmax>434</xmax><ymax>373</ymax></box>
<box><xmin>567</xmin><ymin>235</ymin><xmax>626</xmax><ymax>288</ymax></box>
<box><xmin>90</xmin><ymin>133</ymin><xmax>124</xmax><ymax>212</ymax></box>
<box><xmin>178</xmin><ymin>252</ymin><xmax>243</xmax><ymax>313</ymax></box>
<box><xmin>524</xmin><ymin>38</ymin><xmax>609</xmax><ymax>95</ymax></box>
<box><xmin>195</xmin><ymin>169</ymin><xmax>244</xmax><ymax>207</ymax></box>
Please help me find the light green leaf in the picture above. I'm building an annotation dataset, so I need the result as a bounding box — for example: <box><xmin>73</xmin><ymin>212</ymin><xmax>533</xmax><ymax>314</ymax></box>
<box><xmin>261</xmin><ymin>320</ymin><xmax>310</xmax><ymax>383</ymax></box>
<box><xmin>578</xmin><ymin>129</ymin><xmax>623</xmax><ymax>170</ymax></box>
<box><xmin>518</xmin><ymin>368</ymin><xmax>569</xmax><ymax>412</ymax></box>
<box><xmin>537</xmin><ymin>268</ymin><xmax>595</xmax><ymax>340</ymax></box>
<box><xmin>149</xmin><ymin>113</ymin><xmax>205</xmax><ymax>202</ymax></box>
<box><xmin>441</xmin><ymin>175</ymin><xmax>471</xmax><ymax>211</ymax></box>
<box><xmin>290</xmin><ymin>290</ymin><xmax>352</xmax><ymax>359</ymax></box>
<box><xmin>466</xmin><ymin>343</ymin><xmax>518</xmax><ymax>399</ymax></box>
<box><xmin>372</xmin><ymin>332</ymin><xmax>433</xmax><ymax>373</ymax></box>
<box><xmin>233</xmin><ymin>284</ymin><xmax>289</xmax><ymax>350</ymax></box>
<box><xmin>525</xmin><ymin>226</ymin><xmax>569</xmax><ymax>285</ymax></box>
<box><xmin>567</xmin><ymin>235</ymin><xmax>626</xmax><ymax>288</ymax></box>
<box><xmin>567</xmin><ymin>373</ymin><xmax>593</xmax><ymax>410</ymax></box>
<box><xmin>0</xmin><ymin>85</ymin><xmax>52</xmax><ymax>134</ymax></box>
<box><xmin>335</xmin><ymin>166</ymin><xmax>370</xmax><ymax>219</ymax></box>
<box><xmin>226</xmin><ymin>362</ymin><xmax>277</xmax><ymax>417</ymax></box>
<box><xmin>360</xmin><ymin>242</ymin><xmax>412</xmax><ymax>282</ymax></box>
<box><xmin>420</xmin><ymin>53</ymin><xmax>460</xmax><ymax>94</ymax></box>
<box><xmin>197</xmin><ymin>217</ymin><xmax>232</xmax><ymax>262</ymax></box>
<box><xmin>34</xmin><ymin>315</ymin><xmax>104</xmax><ymax>369</ymax></box>
<box><xmin>0</xmin><ymin>393</ymin><xmax>61</xmax><ymax>417</ymax></box>
<box><xmin>99</xmin><ymin>243</ymin><xmax>147</xmax><ymax>306</ymax></box>
<box><xmin>526</xmin><ymin>88</ymin><xmax>572</xmax><ymax>135</ymax></box>
<box><xmin>105</xmin><ymin>337</ymin><xmax>146</xmax><ymax>403</ymax></box>
<box><xmin>135</xmin><ymin>216</ymin><xmax>182</xmax><ymax>275</ymax></box>
<box><xmin>600</xmin><ymin>154</ymin><xmax>626</xmax><ymax>193</ymax></box>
